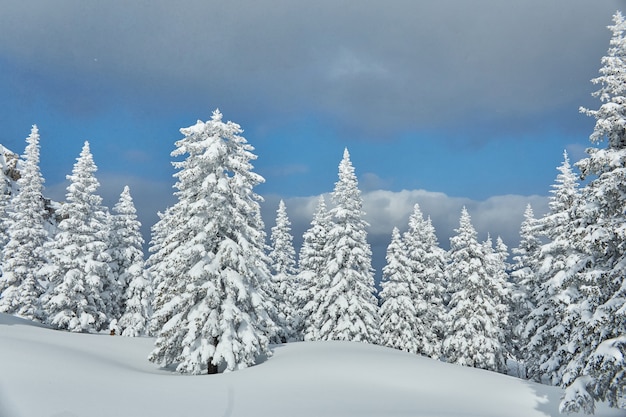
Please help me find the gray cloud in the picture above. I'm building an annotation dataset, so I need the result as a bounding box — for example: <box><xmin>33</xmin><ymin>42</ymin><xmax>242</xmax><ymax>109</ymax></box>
<box><xmin>0</xmin><ymin>1</ymin><xmax>622</xmax><ymax>138</ymax></box>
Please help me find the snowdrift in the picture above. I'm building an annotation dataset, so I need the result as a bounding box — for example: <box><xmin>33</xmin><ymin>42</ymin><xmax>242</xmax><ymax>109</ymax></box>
<box><xmin>0</xmin><ymin>313</ymin><xmax>622</xmax><ymax>417</ymax></box>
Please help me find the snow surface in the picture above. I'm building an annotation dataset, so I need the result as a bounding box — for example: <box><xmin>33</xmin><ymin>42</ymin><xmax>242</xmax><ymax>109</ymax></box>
<box><xmin>0</xmin><ymin>313</ymin><xmax>623</xmax><ymax>417</ymax></box>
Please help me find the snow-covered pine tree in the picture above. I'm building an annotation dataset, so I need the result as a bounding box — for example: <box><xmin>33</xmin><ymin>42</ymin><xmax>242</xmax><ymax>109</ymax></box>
<box><xmin>488</xmin><ymin>235</ymin><xmax>513</xmax><ymax>367</ymax></box>
<box><xmin>111</xmin><ymin>186</ymin><xmax>152</xmax><ymax>337</ymax></box>
<box><xmin>442</xmin><ymin>207</ymin><xmax>509</xmax><ymax>374</ymax></box>
<box><xmin>402</xmin><ymin>203</ymin><xmax>447</xmax><ymax>358</ymax></box>
<box><xmin>148</xmin><ymin>110</ymin><xmax>275</xmax><ymax>374</ymax></box>
<box><xmin>40</xmin><ymin>141</ymin><xmax>115</xmax><ymax>332</ymax></box>
<box><xmin>379</xmin><ymin>227</ymin><xmax>421</xmax><ymax>353</ymax></box>
<box><xmin>307</xmin><ymin>149</ymin><xmax>379</xmax><ymax>343</ymax></box>
<box><xmin>508</xmin><ymin>204</ymin><xmax>542</xmax><ymax>376</ymax></box>
<box><xmin>298</xmin><ymin>195</ymin><xmax>331</xmax><ymax>341</ymax></box>
<box><xmin>0</xmin><ymin>147</ymin><xmax>24</xmax><ymax>297</ymax></box>
<box><xmin>267</xmin><ymin>199</ymin><xmax>299</xmax><ymax>342</ymax></box>
<box><xmin>0</xmin><ymin>162</ymin><xmax>13</xmax><ymax>270</ymax></box>
<box><xmin>522</xmin><ymin>150</ymin><xmax>582</xmax><ymax>387</ymax></box>
<box><xmin>0</xmin><ymin>126</ymin><xmax>49</xmax><ymax>320</ymax></box>
<box><xmin>559</xmin><ymin>11</ymin><xmax>626</xmax><ymax>413</ymax></box>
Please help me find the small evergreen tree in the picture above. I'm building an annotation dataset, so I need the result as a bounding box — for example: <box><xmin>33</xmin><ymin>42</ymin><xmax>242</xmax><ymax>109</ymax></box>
<box><xmin>148</xmin><ymin>110</ymin><xmax>275</xmax><ymax>374</ymax></box>
<box><xmin>379</xmin><ymin>227</ymin><xmax>421</xmax><ymax>353</ymax></box>
<box><xmin>0</xmin><ymin>167</ymin><xmax>13</xmax><ymax>273</ymax></box>
<box><xmin>267</xmin><ymin>199</ymin><xmax>299</xmax><ymax>342</ymax></box>
<box><xmin>40</xmin><ymin>141</ymin><xmax>115</xmax><ymax>332</ymax></box>
<box><xmin>0</xmin><ymin>126</ymin><xmax>49</xmax><ymax>320</ymax></box>
<box><xmin>443</xmin><ymin>207</ymin><xmax>509</xmax><ymax>374</ymax></box>
<box><xmin>299</xmin><ymin>195</ymin><xmax>331</xmax><ymax>341</ymax></box>
<box><xmin>307</xmin><ymin>149</ymin><xmax>379</xmax><ymax>343</ymax></box>
<box><xmin>402</xmin><ymin>203</ymin><xmax>447</xmax><ymax>358</ymax></box>
<box><xmin>111</xmin><ymin>186</ymin><xmax>151</xmax><ymax>337</ymax></box>
<box><xmin>509</xmin><ymin>204</ymin><xmax>542</xmax><ymax>376</ymax></box>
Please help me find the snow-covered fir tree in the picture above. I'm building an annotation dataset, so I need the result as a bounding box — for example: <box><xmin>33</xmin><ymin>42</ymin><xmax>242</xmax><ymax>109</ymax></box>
<box><xmin>267</xmin><ymin>199</ymin><xmax>299</xmax><ymax>342</ymax></box>
<box><xmin>522</xmin><ymin>150</ymin><xmax>582</xmax><ymax>387</ymax></box>
<box><xmin>485</xmin><ymin>235</ymin><xmax>512</xmax><ymax>362</ymax></box>
<box><xmin>111</xmin><ymin>186</ymin><xmax>151</xmax><ymax>337</ymax></box>
<box><xmin>508</xmin><ymin>204</ymin><xmax>542</xmax><ymax>375</ymax></box>
<box><xmin>298</xmin><ymin>195</ymin><xmax>331</xmax><ymax>341</ymax></box>
<box><xmin>0</xmin><ymin>126</ymin><xmax>49</xmax><ymax>320</ymax></box>
<box><xmin>559</xmin><ymin>11</ymin><xmax>626</xmax><ymax>413</ymax></box>
<box><xmin>0</xmin><ymin>154</ymin><xmax>14</xmax><ymax>271</ymax></box>
<box><xmin>442</xmin><ymin>207</ymin><xmax>509</xmax><ymax>374</ymax></box>
<box><xmin>401</xmin><ymin>203</ymin><xmax>447</xmax><ymax>358</ymax></box>
<box><xmin>307</xmin><ymin>149</ymin><xmax>379</xmax><ymax>343</ymax></box>
<box><xmin>379</xmin><ymin>227</ymin><xmax>422</xmax><ymax>353</ymax></box>
<box><xmin>148</xmin><ymin>110</ymin><xmax>275</xmax><ymax>374</ymax></box>
<box><xmin>40</xmin><ymin>141</ymin><xmax>116</xmax><ymax>332</ymax></box>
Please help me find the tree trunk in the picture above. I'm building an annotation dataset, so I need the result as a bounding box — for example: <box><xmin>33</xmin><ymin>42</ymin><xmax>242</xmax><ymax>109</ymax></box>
<box><xmin>207</xmin><ymin>337</ymin><xmax>219</xmax><ymax>374</ymax></box>
<box><xmin>207</xmin><ymin>358</ymin><xmax>218</xmax><ymax>374</ymax></box>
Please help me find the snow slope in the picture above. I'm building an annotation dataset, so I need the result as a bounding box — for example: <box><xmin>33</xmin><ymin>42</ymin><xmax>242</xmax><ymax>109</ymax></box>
<box><xmin>0</xmin><ymin>313</ymin><xmax>622</xmax><ymax>417</ymax></box>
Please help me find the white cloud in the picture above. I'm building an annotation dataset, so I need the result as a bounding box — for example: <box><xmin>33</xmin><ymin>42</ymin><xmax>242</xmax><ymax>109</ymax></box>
<box><xmin>263</xmin><ymin>189</ymin><xmax>550</xmax><ymax>280</ymax></box>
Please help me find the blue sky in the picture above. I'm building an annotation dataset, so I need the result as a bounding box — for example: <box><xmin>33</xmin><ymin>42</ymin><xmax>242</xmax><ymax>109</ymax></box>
<box><xmin>0</xmin><ymin>1</ymin><xmax>623</xmax><ymax>274</ymax></box>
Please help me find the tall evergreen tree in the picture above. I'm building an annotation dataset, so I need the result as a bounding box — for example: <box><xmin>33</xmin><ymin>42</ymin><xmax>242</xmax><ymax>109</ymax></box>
<box><xmin>111</xmin><ymin>186</ymin><xmax>151</xmax><ymax>337</ymax></box>
<box><xmin>307</xmin><ymin>149</ymin><xmax>379</xmax><ymax>343</ymax></box>
<box><xmin>442</xmin><ymin>207</ymin><xmax>509</xmax><ymax>374</ymax></box>
<box><xmin>402</xmin><ymin>203</ymin><xmax>447</xmax><ymax>358</ymax></box>
<box><xmin>0</xmin><ymin>126</ymin><xmax>49</xmax><ymax>319</ymax></box>
<box><xmin>40</xmin><ymin>141</ymin><xmax>115</xmax><ymax>332</ymax></box>
<box><xmin>523</xmin><ymin>150</ymin><xmax>582</xmax><ymax>386</ymax></box>
<box><xmin>559</xmin><ymin>11</ymin><xmax>626</xmax><ymax>413</ymax></box>
<box><xmin>148</xmin><ymin>110</ymin><xmax>275</xmax><ymax>374</ymax></box>
<box><xmin>299</xmin><ymin>195</ymin><xmax>331</xmax><ymax>341</ymax></box>
<box><xmin>267</xmin><ymin>199</ymin><xmax>299</xmax><ymax>342</ymax></box>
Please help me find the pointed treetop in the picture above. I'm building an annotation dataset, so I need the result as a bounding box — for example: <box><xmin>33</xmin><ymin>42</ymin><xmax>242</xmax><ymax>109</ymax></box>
<box><xmin>211</xmin><ymin>108</ymin><xmax>223</xmax><ymax>122</ymax></box>
<box><xmin>23</xmin><ymin>125</ymin><xmax>42</xmax><ymax>166</ymax></box>
<box><xmin>581</xmin><ymin>11</ymin><xmax>626</xmax><ymax>148</ymax></box>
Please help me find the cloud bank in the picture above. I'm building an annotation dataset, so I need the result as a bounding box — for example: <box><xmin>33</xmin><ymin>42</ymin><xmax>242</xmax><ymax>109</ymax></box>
<box><xmin>263</xmin><ymin>189</ymin><xmax>550</xmax><ymax>280</ymax></box>
<box><xmin>0</xmin><ymin>1</ymin><xmax>621</xmax><ymax>139</ymax></box>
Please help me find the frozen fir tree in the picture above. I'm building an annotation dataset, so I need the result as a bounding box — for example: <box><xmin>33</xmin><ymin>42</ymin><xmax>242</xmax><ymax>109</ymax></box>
<box><xmin>148</xmin><ymin>110</ymin><xmax>275</xmax><ymax>374</ymax></box>
<box><xmin>267</xmin><ymin>199</ymin><xmax>299</xmax><ymax>342</ymax></box>
<box><xmin>40</xmin><ymin>142</ymin><xmax>115</xmax><ymax>332</ymax></box>
<box><xmin>508</xmin><ymin>204</ymin><xmax>542</xmax><ymax>374</ymax></box>
<box><xmin>523</xmin><ymin>151</ymin><xmax>582</xmax><ymax>386</ymax></box>
<box><xmin>401</xmin><ymin>203</ymin><xmax>447</xmax><ymax>358</ymax></box>
<box><xmin>379</xmin><ymin>227</ymin><xmax>421</xmax><ymax>354</ymax></box>
<box><xmin>485</xmin><ymin>235</ymin><xmax>513</xmax><ymax>364</ymax></box>
<box><xmin>307</xmin><ymin>149</ymin><xmax>379</xmax><ymax>343</ymax></box>
<box><xmin>0</xmin><ymin>168</ymin><xmax>12</xmax><ymax>270</ymax></box>
<box><xmin>298</xmin><ymin>195</ymin><xmax>331</xmax><ymax>341</ymax></box>
<box><xmin>443</xmin><ymin>207</ymin><xmax>509</xmax><ymax>374</ymax></box>
<box><xmin>559</xmin><ymin>11</ymin><xmax>626</xmax><ymax>413</ymax></box>
<box><xmin>0</xmin><ymin>126</ymin><xmax>49</xmax><ymax>320</ymax></box>
<box><xmin>111</xmin><ymin>186</ymin><xmax>152</xmax><ymax>337</ymax></box>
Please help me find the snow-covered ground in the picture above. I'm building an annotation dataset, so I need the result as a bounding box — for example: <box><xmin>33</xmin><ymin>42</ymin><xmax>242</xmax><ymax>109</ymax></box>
<box><xmin>0</xmin><ymin>313</ymin><xmax>622</xmax><ymax>417</ymax></box>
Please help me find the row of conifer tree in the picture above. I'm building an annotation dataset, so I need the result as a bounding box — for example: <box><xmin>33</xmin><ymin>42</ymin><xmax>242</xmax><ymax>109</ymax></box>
<box><xmin>1</xmin><ymin>10</ymin><xmax>626</xmax><ymax>415</ymax></box>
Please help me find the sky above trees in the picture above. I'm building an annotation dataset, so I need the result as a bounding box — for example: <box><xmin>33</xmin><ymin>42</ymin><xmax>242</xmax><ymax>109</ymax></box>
<box><xmin>0</xmin><ymin>1</ymin><xmax>623</xmax><ymax>269</ymax></box>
